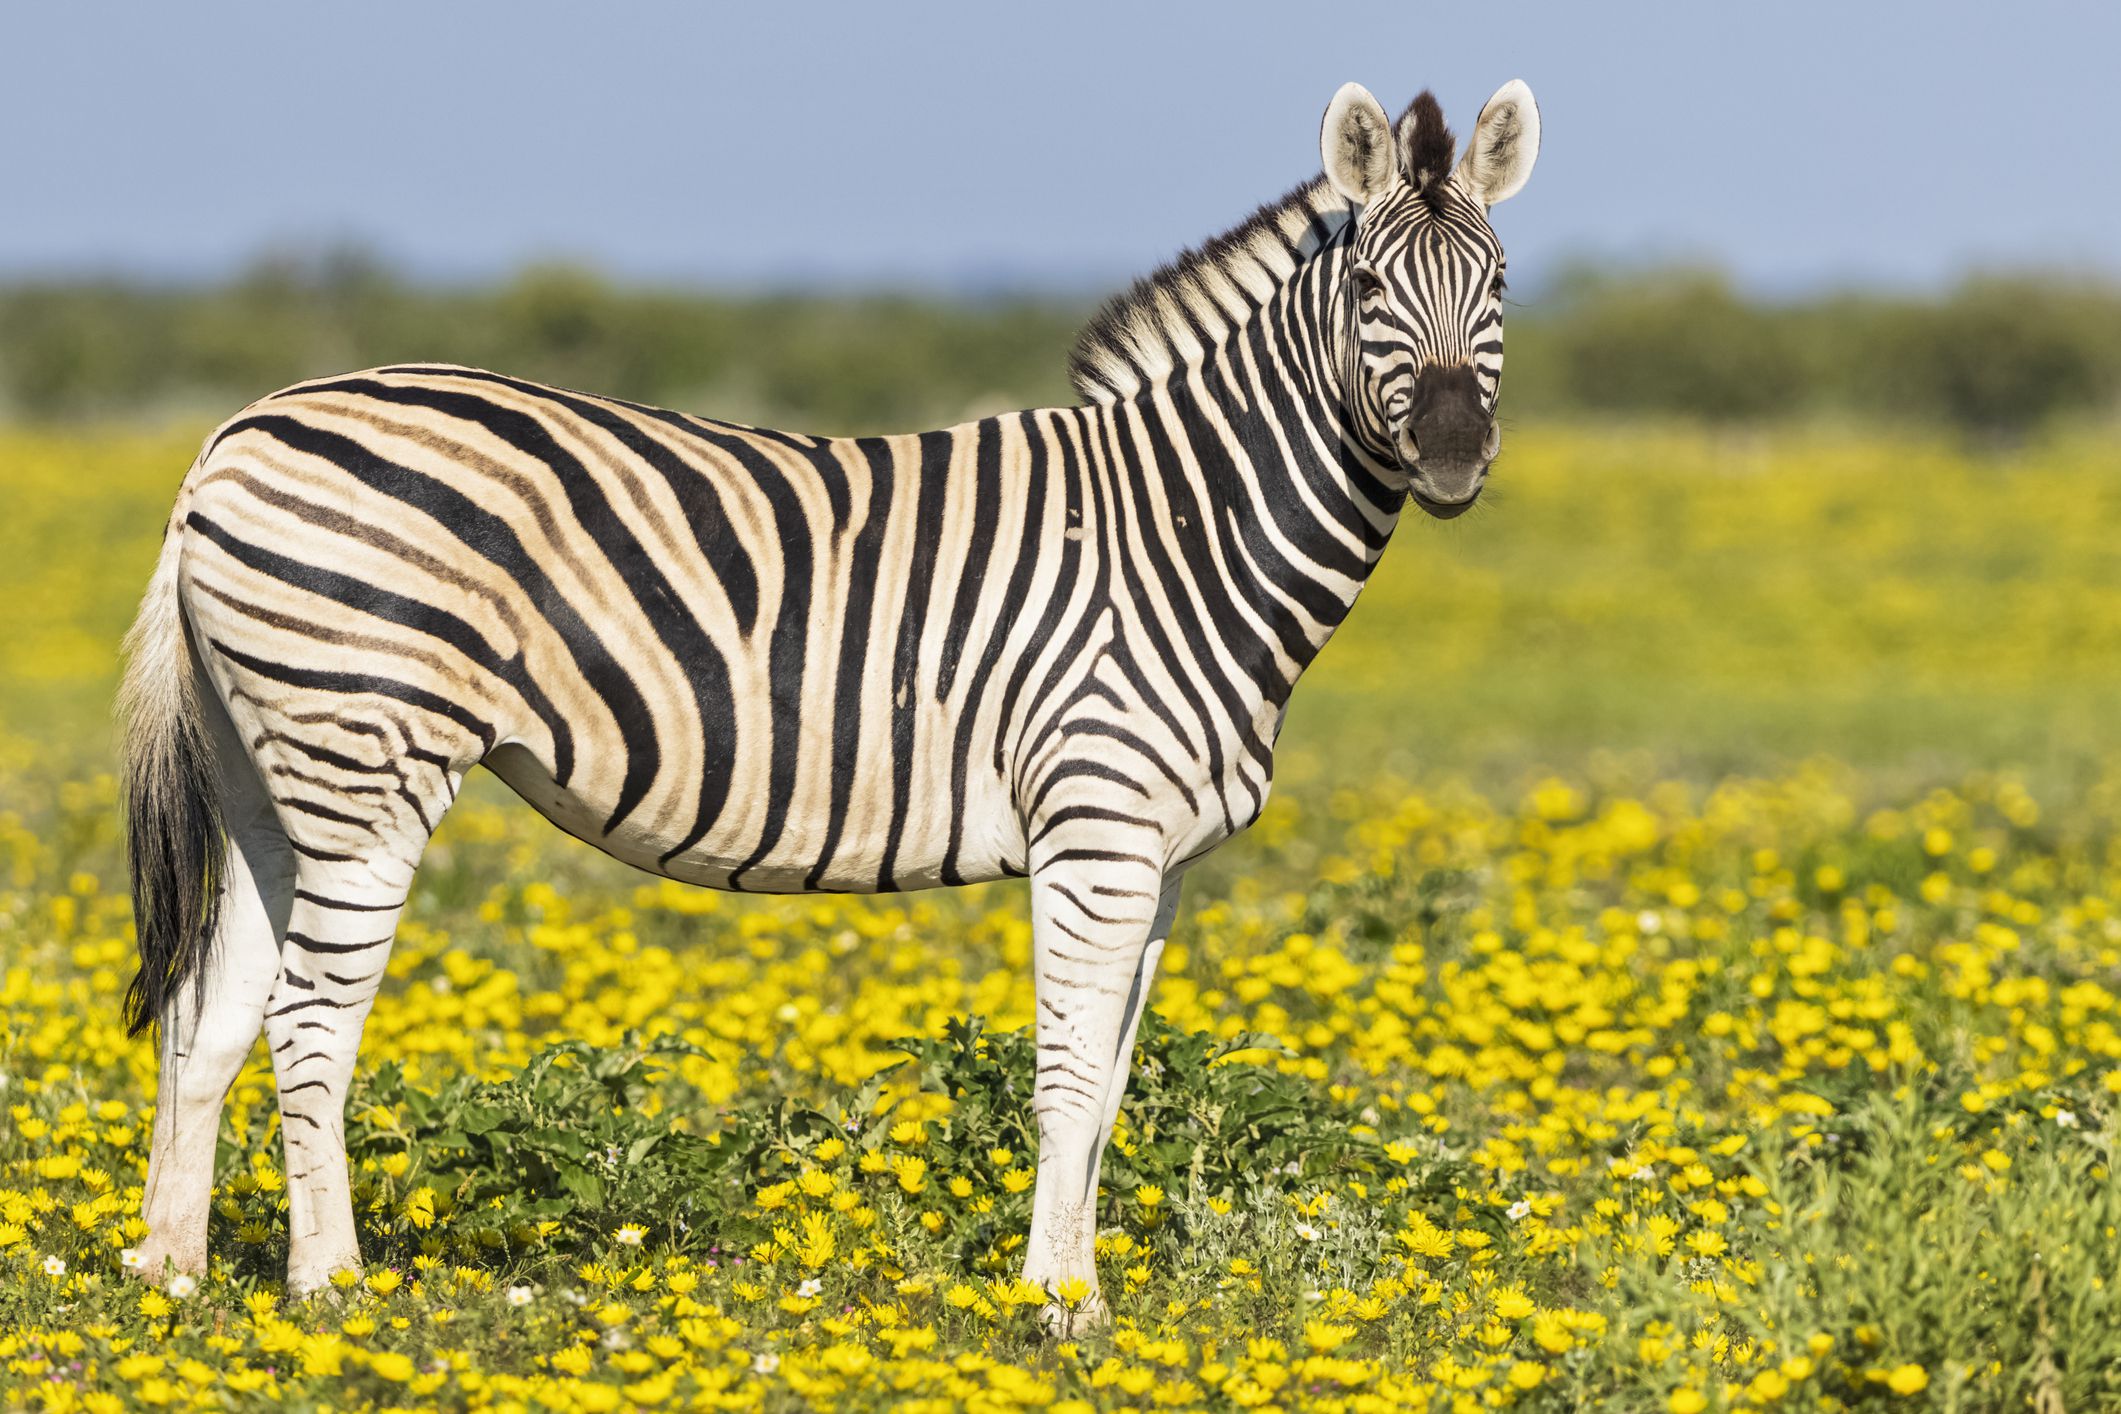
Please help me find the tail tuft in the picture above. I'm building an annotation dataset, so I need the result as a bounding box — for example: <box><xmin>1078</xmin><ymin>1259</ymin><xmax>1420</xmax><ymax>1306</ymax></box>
<box><xmin>120</xmin><ymin>511</ymin><xmax>225</xmax><ymax>1037</ymax></box>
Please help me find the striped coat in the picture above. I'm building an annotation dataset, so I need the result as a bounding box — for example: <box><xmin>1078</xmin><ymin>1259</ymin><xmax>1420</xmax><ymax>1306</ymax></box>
<box><xmin>124</xmin><ymin>79</ymin><xmax>1539</xmax><ymax>1322</ymax></box>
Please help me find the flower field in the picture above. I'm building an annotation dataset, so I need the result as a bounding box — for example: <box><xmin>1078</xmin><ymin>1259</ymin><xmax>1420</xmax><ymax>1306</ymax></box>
<box><xmin>3</xmin><ymin>423</ymin><xmax>2121</xmax><ymax>1410</ymax></box>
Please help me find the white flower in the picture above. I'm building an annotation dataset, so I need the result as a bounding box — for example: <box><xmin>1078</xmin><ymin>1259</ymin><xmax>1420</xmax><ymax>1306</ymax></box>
<box><xmin>1636</xmin><ymin>910</ymin><xmax>1662</xmax><ymax>934</ymax></box>
<box><xmin>120</xmin><ymin>1248</ymin><xmax>145</xmax><ymax>1270</ymax></box>
<box><xmin>42</xmin><ymin>1255</ymin><xmax>65</xmax><ymax>1277</ymax></box>
<box><xmin>613</xmin><ymin>1224</ymin><xmax>645</xmax><ymax>1246</ymax></box>
<box><xmin>2056</xmin><ymin>1109</ymin><xmax>2080</xmax><ymax>1129</ymax></box>
<box><xmin>1294</xmin><ymin>1222</ymin><xmax>1321</xmax><ymax>1241</ymax></box>
<box><xmin>167</xmin><ymin>1273</ymin><xmax>198</xmax><ymax>1299</ymax></box>
<box><xmin>796</xmin><ymin>1278</ymin><xmax>823</xmax><ymax>1299</ymax></box>
<box><xmin>1507</xmin><ymin>1199</ymin><xmax>1533</xmax><ymax>1221</ymax></box>
<box><xmin>752</xmin><ymin>1351</ymin><xmax>781</xmax><ymax>1375</ymax></box>
<box><xmin>506</xmin><ymin>1285</ymin><xmax>535</xmax><ymax>1307</ymax></box>
<box><xmin>601</xmin><ymin>1326</ymin><xmax>632</xmax><ymax>1351</ymax></box>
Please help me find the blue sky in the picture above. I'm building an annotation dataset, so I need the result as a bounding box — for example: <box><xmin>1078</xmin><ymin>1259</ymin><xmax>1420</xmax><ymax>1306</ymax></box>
<box><xmin>4</xmin><ymin>2</ymin><xmax>2115</xmax><ymax>294</ymax></box>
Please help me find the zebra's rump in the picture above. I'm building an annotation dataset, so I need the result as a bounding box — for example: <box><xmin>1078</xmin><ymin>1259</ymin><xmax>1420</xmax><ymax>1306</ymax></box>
<box><xmin>174</xmin><ymin>364</ymin><xmax>1060</xmax><ymax>894</ymax></box>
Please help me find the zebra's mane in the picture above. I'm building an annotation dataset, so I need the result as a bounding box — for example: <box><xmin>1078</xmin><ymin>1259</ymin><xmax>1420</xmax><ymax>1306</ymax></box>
<box><xmin>1066</xmin><ymin>178</ymin><xmax>1353</xmax><ymax>406</ymax></box>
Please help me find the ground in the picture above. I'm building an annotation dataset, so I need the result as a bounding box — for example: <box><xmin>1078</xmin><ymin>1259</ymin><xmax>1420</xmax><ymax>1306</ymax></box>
<box><xmin>1</xmin><ymin>423</ymin><xmax>2119</xmax><ymax>1410</ymax></box>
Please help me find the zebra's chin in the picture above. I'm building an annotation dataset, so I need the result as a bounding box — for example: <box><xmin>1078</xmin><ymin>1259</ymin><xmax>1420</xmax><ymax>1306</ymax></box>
<box><xmin>1407</xmin><ymin>479</ymin><xmax>1484</xmax><ymax>520</ymax></box>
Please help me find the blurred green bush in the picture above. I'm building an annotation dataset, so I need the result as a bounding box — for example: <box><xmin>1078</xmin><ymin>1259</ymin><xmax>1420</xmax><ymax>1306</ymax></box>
<box><xmin>1527</xmin><ymin>266</ymin><xmax>2121</xmax><ymax>437</ymax></box>
<box><xmin>1</xmin><ymin>252</ymin><xmax>2115</xmax><ymax>437</ymax></box>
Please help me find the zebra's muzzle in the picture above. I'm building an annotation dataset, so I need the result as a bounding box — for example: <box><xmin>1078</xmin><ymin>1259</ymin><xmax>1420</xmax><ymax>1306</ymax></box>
<box><xmin>1396</xmin><ymin>365</ymin><xmax>1496</xmax><ymax>519</ymax></box>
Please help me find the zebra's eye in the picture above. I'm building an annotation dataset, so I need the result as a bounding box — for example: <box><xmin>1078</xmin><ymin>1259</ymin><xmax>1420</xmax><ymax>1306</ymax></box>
<box><xmin>1350</xmin><ymin>262</ymin><xmax>1386</xmax><ymax>306</ymax></box>
<box><xmin>1490</xmin><ymin>271</ymin><xmax>1507</xmax><ymax>301</ymax></box>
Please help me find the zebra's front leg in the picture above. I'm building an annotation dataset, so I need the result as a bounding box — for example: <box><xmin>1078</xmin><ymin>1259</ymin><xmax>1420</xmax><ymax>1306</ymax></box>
<box><xmin>1020</xmin><ymin>828</ymin><xmax>1172</xmax><ymax>1333</ymax></box>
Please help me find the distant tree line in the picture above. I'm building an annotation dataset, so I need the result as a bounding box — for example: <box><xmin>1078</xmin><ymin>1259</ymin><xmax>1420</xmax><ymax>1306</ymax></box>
<box><xmin>2</xmin><ymin>253</ymin><xmax>2115</xmax><ymax>437</ymax></box>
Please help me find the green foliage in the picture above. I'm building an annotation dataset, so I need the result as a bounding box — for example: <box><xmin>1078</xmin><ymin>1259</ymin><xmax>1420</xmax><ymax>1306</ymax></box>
<box><xmin>893</xmin><ymin>1016</ymin><xmax>1411</xmax><ymax>1212</ymax></box>
<box><xmin>342</xmin><ymin>1038</ymin><xmax>742</xmax><ymax>1261</ymax></box>
<box><xmin>0</xmin><ymin>256</ymin><xmax>1083</xmax><ymax>435</ymax></box>
<box><xmin>1743</xmin><ymin>1089</ymin><xmax>2121</xmax><ymax>1407</ymax></box>
<box><xmin>1528</xmin><ymin>267</ymin><xmax>2121</xmax><ymax>436</ymax></box>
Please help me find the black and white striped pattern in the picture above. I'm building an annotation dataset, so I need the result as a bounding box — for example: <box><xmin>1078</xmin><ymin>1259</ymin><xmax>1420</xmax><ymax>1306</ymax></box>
<box><xmin>124</xmin><ymin>79</ymin><xmax>1538</xmax><ymax>1317</ymax></box>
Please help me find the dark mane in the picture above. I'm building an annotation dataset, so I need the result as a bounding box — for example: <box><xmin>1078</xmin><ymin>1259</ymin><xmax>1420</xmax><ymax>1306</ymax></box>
<box><xmin>1397</xmin><ymin>91</ymin><xmax>1456</xmax><ymax>203</ymax></box>
<box><xmin>1066</xmin><ymin>179</ymin><xmax>1351</xmax><ymax>405</ymax></box>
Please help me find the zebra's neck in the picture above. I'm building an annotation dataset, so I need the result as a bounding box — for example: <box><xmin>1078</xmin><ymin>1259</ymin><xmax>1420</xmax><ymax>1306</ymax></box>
<box><xmin>1073</xmin><ymin>189</ymin><xmax>1405</xmax><ymax>701</ymax></box>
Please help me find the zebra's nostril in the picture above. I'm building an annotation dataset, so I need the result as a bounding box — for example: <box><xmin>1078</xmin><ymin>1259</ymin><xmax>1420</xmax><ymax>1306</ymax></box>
<box><xmin>1394</xmin><ymin>420</ymin><xmax>1420</xmax><ymax>463</ymax></box>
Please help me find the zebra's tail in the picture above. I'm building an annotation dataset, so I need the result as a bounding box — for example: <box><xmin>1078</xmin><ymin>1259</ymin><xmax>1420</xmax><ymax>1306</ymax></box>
<box><xmin>120</xmin><ymin>482</ymin><xmax>225</xmax><ymax>1037</ymax></box>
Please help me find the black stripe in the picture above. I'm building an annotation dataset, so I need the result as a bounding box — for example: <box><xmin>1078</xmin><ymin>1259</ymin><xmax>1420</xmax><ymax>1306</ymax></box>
<box><xmin>286</xmin><ymin>931</ymin><xmax>391</xmax><ymax>956</ymax></box>
<box><xmin>876</xmin><ymin>431</ymin><xmax>954</xmax><ymax>891</ymax></box>
<box><xmin>294</xmin><ymin>889</ymin><xmax>395</xmax><ymax>912</ymax></box>
<box><xmin>808</xmin><ymin>438</ymin><xmax>896</xmax><ymax>890</ymax></box>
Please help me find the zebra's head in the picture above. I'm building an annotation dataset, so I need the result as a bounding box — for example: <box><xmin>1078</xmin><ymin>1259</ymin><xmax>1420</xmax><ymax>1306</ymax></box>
<box><xmin>1321</xmin><ymin>81</ymin><xmax>1540</xmax><ymax>518</ymax></box>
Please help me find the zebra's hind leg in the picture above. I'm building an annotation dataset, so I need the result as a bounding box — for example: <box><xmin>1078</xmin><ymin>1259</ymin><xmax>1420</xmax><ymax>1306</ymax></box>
<box><xmin>1019</xmin><ymin>826</ymin><xmax>1173</xmax><ymax>1333</ymax></box>
<box><xmin>137</xmin><ymin>703</ymin><xmax>296</xmax><ymax>1283</ymax></box>
<box><xmin>263</xmin><ymin>832</ymin><xmax>435</xmax><ymax>1296</ymax></box>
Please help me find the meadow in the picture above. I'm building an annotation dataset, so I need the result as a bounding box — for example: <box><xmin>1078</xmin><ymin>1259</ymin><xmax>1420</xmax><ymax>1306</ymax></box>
<box><xmin>3</xmin><ymin>420</ymin><xmax>2121</xmax><ymax>1411</ymax></box>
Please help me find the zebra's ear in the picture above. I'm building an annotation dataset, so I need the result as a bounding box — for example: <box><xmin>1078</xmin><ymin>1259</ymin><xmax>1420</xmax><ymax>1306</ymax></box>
<box><xmin>1320</xmin><ymin>83</ymin><xmax>1394</xmax><ymax>206</ymax></box>
<box><xmin>1455</xmin><ymin>79</ymin><xmax>1540</xmax><ymax>208</ymax></box>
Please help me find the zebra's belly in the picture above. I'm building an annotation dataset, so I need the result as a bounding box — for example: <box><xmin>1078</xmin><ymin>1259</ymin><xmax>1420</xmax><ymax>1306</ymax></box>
<box><xmin>482</xmin><ymin>742</ymin><xmax>1023</xmax><ymax>895</ymax></box>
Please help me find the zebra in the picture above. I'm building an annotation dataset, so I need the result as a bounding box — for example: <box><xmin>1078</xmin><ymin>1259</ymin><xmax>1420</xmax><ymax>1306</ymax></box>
<box><xmin>121</xmin><ymin>78</ymin><xmax>1537</xmax><ymax>1322</ymax></box>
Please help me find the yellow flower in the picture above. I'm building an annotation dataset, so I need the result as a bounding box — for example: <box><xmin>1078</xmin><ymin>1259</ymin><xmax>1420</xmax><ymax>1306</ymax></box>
<box><xmin>366</xmin><ymin>1269</ymin><xmax>404</xmax><ymax>1296</ymax></box>
<box><xmin>1668</xmin><ymin>1390</ymin><xmax>1707</xmax><ymax>1414</ymax></box>
<box><xmin>1887</xmin><ymin>1364</ymin><xmax>1928</xmax><ymax>1396</ymax></box>
<box><xmin>368</xmin><ymin>1351</ymin><xmax>415</xmax><ymax>1382</ymax></box>
<box><xmin>299</xmin><ymin>1334</ymin><xmax>346</xmax><ymax>1376</ymax></box>
<box><xmin>1302</xmin><ymin>1319</ymin><xmax>1353</xmax><ymax>1352</ymax></box>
